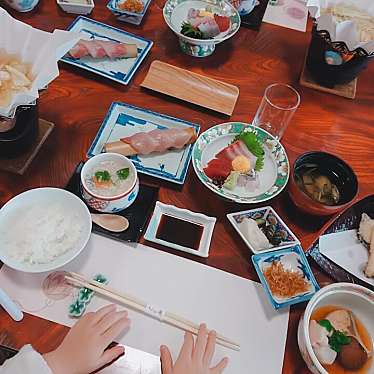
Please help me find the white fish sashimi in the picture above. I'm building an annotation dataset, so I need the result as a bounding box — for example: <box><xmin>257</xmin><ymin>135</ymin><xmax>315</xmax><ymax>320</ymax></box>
<box><xmin>238</xmin><ymin>217</ymin><xmax>270</xmax><ymax>251</ymax></box>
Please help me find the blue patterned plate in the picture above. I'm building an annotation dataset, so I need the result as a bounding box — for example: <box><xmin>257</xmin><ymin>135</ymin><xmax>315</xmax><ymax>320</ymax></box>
<box><xmin>252</xmin><ymin>245</ymin><xmax>320</xmax><ymax>309</ymax></box>
<box><xmin>87</xmin><ymin>102</ymin><xmax>200</xmax><ymax>184</ymax></box>
<box><xmin>61</xmin><ymin>17</ymin><xmax>153</xmax><ymax>85</ymax></box>
<box><xmin>227</xmin><ymin>206</ymin><xmax>300</xmax><ymax>254</ymax></box>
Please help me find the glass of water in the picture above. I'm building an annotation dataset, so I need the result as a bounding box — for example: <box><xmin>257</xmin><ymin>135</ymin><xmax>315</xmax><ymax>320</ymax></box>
<box><xmin>253</xmin><ymin>83</ymin><xmax>300</xmax><ymax>140</ymax></box>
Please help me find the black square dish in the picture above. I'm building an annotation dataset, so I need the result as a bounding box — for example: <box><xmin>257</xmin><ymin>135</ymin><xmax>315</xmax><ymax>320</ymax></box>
<box><xmin>66</xmin><ymin>162</ymin><xmax>158</xmax><ymax>243</ymax></box>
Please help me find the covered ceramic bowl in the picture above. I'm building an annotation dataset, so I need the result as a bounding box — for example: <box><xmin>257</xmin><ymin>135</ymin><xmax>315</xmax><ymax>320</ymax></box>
<box><xmin>163</xmin><ymin>0</ymin><xmax>240</xmax><ymax>57</ymax></box>
<box><xmin>81</xmin><ymin>153</ymin><xmax>139</xmax><ymax>213</ymax></box>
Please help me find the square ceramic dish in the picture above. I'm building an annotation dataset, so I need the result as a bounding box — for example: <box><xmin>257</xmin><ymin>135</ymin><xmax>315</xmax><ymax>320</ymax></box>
<box><xmin>252</xmin><ymin>245</ymin><xmax>320</xmax><ymax>309</ymax></box>
<box><xmin>87</xmin><ymin>102</ymin><xmax>200</xmax><ymax>184</ymax></box>
<box><xmin>144</xmin><ymin>201</ymin><xmax>216</xmax><ymax>257</ymax></box>
<box><xmin>61</xmin><ymin>17</ymin><xmax>153</xmax><ymax>85</ymax></box>
<box><xmin>57</xmin><ymin>0</ymin><xmax>94</xmax><ymax>15</ymax></box>
<box><xmin>227</xmin><ymin>206</ymin><xmax>300</xmax><ymax>254</ymax></box>
<box><xmin>107</xmin><ymin>0</ymin><xmax>152</xmax><ymax>25</ymax></box>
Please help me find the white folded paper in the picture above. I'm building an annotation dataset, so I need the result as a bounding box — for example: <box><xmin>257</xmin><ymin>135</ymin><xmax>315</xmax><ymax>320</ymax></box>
<box><xmin>0</xmin><ymin>7</ymin><xmax>80</xmax><ymax>118</ymax></box>
<box><xmin>306</xmin><ymin>0</ymin><xmax>374</xmax><ymax>54</ymax></box>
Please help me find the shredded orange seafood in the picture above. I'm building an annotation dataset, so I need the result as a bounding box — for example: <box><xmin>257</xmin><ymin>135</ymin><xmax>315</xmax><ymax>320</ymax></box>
<box><xmin>118</xmin><ymin>0</ymin><xmax>144</xmax><ymax>13</ymax></box>
<box><xmin>263</xmin><ymin>261</ymin><xmax>310</xmax><ymax>298</ymax></box>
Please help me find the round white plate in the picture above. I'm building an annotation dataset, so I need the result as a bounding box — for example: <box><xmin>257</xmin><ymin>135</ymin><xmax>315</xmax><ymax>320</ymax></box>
<box><xmin>192</xmin><ymin>122</ymin><xmax>290</xmax><ymax>203</ymax></box>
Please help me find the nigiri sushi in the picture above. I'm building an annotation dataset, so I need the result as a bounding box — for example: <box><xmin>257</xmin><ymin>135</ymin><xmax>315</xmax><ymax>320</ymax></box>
<box><xmin>68</xmin><ymin>40</ymin><xmax>138</xmax><ymax>59</ymax></box>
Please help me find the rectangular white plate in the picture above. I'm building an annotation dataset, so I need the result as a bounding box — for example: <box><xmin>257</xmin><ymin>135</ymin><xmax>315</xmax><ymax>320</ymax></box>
<box><xmin>144</xmin><ymin>201</ymin><xmax>216</xmax><ymax>257</ymax></box>
<box><xmin>227</xmin><ymin>206</ymin><xmax>300</xmax><ymax>254</ymax></box>
<box><xmin>319</xmin><ymin>230</ymin><xmax>374</xmax><ymax>287</ymax></box>
<box><xmin>87</xmin><ymin>102</ymin><xmax>200</xmax><ymax>184</ymax></box>
<box><xmin>61</xmin><ymin>17</ymin><xmax>153</xmax><ymax>85</ymax></box>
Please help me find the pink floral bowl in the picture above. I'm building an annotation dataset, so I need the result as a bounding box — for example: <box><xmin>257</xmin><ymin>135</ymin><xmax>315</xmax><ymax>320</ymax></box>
<box><xmin>81</xmin><ymin>153</ymin><xmax>139</xmax><ymax>213</ymax></box>
<box><xmin>297</xmin><ymin>283</ymin><xmax>374</xmax><ymax>374</ymax></box>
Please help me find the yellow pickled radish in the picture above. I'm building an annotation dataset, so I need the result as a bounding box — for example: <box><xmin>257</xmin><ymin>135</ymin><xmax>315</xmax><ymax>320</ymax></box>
<box><xmin>232</xmin><ymin>156</ymin><xmax>251</xmax><ymax>173</ymax></box>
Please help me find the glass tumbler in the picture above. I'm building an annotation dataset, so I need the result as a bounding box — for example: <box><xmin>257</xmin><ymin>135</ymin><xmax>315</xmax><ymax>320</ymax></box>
<box><xmin>253</xmin><ymin>83</ymin><xmax>300</xmax><ymax>140</ymax></box>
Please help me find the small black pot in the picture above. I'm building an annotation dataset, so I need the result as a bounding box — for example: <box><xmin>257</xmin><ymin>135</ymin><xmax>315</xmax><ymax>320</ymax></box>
<box><xmin>0</xmin><ymin>103</ymin><xmax>39</xmax><ymax>158</ymax></box>
<box><xmin>306</xmin><ymin>27</ymin><xmax>371</xmax><ymax>88</ymax></box>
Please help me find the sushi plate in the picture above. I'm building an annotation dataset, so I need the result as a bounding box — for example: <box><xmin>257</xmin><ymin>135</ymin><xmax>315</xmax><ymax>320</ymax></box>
<box><xmin>87</xmin><ymin>102</ymin><xmax>200</xmax><ymax>184</ymax></box>
<box><xmin>192</xmin><ymin>122</ymin><xmax>289</xmax><ymax>204</ymax></box>
<box><xmin>252</xmin><ymin>245</ymin><xmax>320</xmax><ymax>309</ymax></box>
<box><xmin>227</xmin><ymin>206</ymin><xmax>300</xmax><ymax>254</ymax></box>
<box><xmin>61</xmin><ymin>17</ymin><xmax>153</xmax><ymax>85</ymax></box>
<box><xmin>307</xmin><ymin>194</ymin><xmax>374</xmax><ymax>290</ymax></box>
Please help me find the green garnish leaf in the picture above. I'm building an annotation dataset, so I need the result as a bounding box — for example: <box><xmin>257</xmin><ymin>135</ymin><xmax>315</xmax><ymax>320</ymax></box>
<box><xmin>328</xmin><ymin>330</ymin><xmax>351</xmax><ymax>352</ymax></box>
<box><xmin>116</xmin><ymin>168</ymin><xmax>130</xmax><ymax>180</ymax></box>
<box><xmin>234</xmin><ymin>131</ymin><xmax>265</xmax><ymax>171</ymax></box>
<box><xmin>95</xmin><ymin>170</ymin><xmax>111</xmax><ymax>182</ymax></box>
<box><xmin>181</xmin><ymin>22</ymin><xmax>204</xmax><ymax>39</ymax></box>
<box><xmin>318</xmin><ymin>319</ymin><xmax>333</xmax><ymax>333</ymax></box>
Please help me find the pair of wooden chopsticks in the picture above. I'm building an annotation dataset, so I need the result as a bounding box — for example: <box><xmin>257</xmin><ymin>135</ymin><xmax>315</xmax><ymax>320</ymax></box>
<box><xmin>65</xmin><ymin>272</ymin><xmax>240</xmax><ymax>351</ymax></box>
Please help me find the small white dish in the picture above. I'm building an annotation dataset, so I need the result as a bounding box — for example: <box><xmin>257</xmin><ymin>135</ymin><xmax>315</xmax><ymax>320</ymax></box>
<box><xmin>107</xmin><ymin>0</ymin><xmax>152</xmax><ymax>25</ymax></box>
<box><xmin>0</xmin><ymin>188</ymin><xmax>92</xmax><ymax>273</ymax></box>
<box><xmin>227</xmin><ymin>206</ymin><xmax>300</xmax><ymax>254</ymax></box>
<box><xmin>144</xmin><ymin>201</ymin><xmax>216</xmax><ymax>257</ymax></box>
<box><xmin>57</xmin><ymin>0</ymin><xmax>94</xmax><ymax>15</ymax></box>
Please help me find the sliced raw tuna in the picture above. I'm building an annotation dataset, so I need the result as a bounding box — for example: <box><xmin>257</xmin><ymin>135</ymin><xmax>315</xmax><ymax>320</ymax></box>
<box><xmin>204</xmin><ymin>158</ymin><xmax>232</xmax><ymax>180</ymax></box>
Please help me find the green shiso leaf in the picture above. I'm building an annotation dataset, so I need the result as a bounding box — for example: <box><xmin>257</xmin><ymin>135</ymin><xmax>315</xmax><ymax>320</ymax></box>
<box><xmin>234</xmin><ymin>131</ymin><xmax>265</xmax><ymax>172</ymax></box>
<box><xmin>181</xmin><ymin>22</ymin><xmax>204</xmax><ymax>39</ymax></box>
<box><xmin>94</xmin><ymin>170</ymin><xmax>111</xmax><ymax>182</ymax></box>
<box><xmin>329</xmin><ymin>330</ymin><xmax>351</xmax><ymax>353</ymax></box>
<box><xmin>116</xmin><ymin>168</ymin><xmax>130</xmax><ymax>180</ymax></box>
<box><xmin>318</xmin><ymin>319</ymin><xmax>333</xmax><ymax>333</ymax></box>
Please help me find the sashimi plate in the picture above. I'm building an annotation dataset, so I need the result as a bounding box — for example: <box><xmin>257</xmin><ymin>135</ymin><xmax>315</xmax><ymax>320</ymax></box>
<box><xmin>61</xmin><ymin>17</ymin><xmax>153</xmax><ymax>85</ymax></box>
<box><xmin>192</xmin><ymin>122</ymin><xmax>289</xmax><ymax>204</ymax></box>
<box><xmin>87</xmin><ymin>102</ymin><xmax>200</xmax><ymax>184</ymax></box>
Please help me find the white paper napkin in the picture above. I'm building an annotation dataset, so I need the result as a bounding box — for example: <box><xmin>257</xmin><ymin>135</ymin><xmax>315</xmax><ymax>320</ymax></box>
<box><xmin>319</xmin><ymin>230</ymin><xmax>374</xmax><ymax>287</ymax></box>
<box><xmin>306</xmin><ymin>0</ymin><xmax>374</xmax><ymax>53</ymax></box>
<box><xmin>0</xmin><ymin>7</ymin><xmax>80</xmax><ymax>118</ymax></box>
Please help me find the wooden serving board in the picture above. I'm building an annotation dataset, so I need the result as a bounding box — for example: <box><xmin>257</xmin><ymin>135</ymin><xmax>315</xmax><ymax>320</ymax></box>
<box><xmin>0</xmin><ymin>119</ymin><xmax>54</xmax><ymax>175</ymax></box>
<box><xmin>141</xmin><ymin>60</ymin><xmax>239</xmax><ymax>116</ymax></box>
<box><xmin>300</xmin><ymin>53</ymin><xmax>357</xmax><ymax>99</ymax></box>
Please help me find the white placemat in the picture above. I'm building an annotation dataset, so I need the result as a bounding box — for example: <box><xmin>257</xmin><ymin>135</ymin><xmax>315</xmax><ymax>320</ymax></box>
<box><xmin>0</xmin><ymin>234</ymin><xmax>289</xmax><ymax>374</ymax></box>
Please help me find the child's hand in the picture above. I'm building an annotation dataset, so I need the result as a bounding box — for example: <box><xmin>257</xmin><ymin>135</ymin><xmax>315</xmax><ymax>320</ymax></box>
<box><xmin>44</xmin><ymin>304</ymin><xmax>130</xmax><ymax>374</ymax></box>
<box><xmin>160</xmin><ymin>324</ymin><xmax>229</xmax><ymax>374</ymax></box>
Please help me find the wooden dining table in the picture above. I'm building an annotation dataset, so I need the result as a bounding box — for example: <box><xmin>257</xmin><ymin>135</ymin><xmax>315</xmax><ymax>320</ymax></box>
<box><xmin>0</xmin><ymin>0</ymin><xmax>374</xmax><ymax>372</ymax></box>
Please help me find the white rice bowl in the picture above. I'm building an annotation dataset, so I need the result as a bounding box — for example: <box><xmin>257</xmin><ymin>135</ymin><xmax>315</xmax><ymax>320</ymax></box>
<box><xmin>0</xmin><ymin>188</ymin><xmax>92</xmax><ymax>273</ymax></box>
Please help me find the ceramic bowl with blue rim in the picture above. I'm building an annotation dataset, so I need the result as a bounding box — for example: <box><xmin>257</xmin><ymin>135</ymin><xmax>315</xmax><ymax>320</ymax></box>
<box><xmin>252</xmin><ymin>245</ymin><xmax>320</xmax><ymax>309</ymax></box>
<box><xmin>81</xmin><ymin>152</ymin><xmax>139</xmax><ymax>213</ymax></box>
<box><xmin>227</xmin><ymin>206</ymin><xmax>300</xmax><ymax>254</ymax></box>
<box><xmin>107</xmin><ymin>0</ymin><xmax>151</xmax><ymax>17</ymax></box>
<box><xmin>163</xmin><ymin>0</ymin><xmax>241</xmax><ymax>57</ymax></box>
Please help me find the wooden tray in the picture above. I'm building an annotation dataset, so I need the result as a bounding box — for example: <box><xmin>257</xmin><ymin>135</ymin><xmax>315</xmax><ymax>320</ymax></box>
<box><xmin>0</xmin><ymin>119</ymin><xmax>54</xmax><ymax>175</ymax></box>
<box><xmin>141</xmin><ymin>60</ymin><xmax>239</xmax><ymax>116</ymax></box>
<box><xmin>300</xmin><ymin>53</ymin><xmax>357</xmax><ymax>99</ymax></box>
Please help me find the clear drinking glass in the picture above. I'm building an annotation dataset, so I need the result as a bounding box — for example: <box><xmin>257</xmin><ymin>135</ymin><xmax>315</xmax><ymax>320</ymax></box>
<box><xmin>253</xmin><ymin>83</ymin><xmax>300</xmax><ymax>140</ymax></box>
